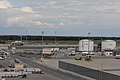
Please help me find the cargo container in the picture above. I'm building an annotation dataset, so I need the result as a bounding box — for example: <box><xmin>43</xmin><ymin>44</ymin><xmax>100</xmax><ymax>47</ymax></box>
<box><xmin>79</xmin><ymin>39</ymin><xmax>94</xmax><ymax>52</ymax></box>
<box><xmin>101</xmin><ymin>40</ymin><xmax>116</xmax><ymax>51</ymax></box>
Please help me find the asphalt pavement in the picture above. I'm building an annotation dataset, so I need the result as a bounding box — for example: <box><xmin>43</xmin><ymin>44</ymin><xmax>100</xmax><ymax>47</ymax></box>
<box><xmin>10</xmin><ymin>54</ymin><xmax>84</xmax><ymax>80</ymax></box>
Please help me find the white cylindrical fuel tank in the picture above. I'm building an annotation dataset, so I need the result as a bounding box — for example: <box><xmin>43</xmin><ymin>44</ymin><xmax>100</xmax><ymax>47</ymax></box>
<box><xmin>101</xmin><ymin>40</ymin><xmax>116</xmax><ymax>51</ymax></box>
<box><xmin>79</xmin><ymin>39</ymin><xmax>94</xmax><ymax>52</ymax></box>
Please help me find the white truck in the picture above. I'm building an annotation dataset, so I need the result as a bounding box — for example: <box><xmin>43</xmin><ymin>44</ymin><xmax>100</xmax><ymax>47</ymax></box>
<box><xmin>67</xmin><ymin>48</ymin><xmax>76</xmax><ymax>56</ymax></box>
<box><xmin>42</xmin><ymin>48</ymin><xmax>54</xmax><ymax>57</ymax></box>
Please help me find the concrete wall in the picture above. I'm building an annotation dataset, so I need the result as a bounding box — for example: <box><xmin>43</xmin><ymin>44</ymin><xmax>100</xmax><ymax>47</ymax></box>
<box><xmin>59</xmin><ymin>61</ymin><xmax>120</xmax><ymax>80</ymax></box>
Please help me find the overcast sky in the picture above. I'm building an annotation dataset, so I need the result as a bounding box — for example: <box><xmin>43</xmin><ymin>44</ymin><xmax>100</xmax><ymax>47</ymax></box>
<box><xmin>0</xmin><ymin>0</ymin><xmax>120</xmax><ymax>36</ymax></box>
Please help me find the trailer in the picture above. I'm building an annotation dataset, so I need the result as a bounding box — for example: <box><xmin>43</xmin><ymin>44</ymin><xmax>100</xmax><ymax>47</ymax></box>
<box><xmin>4</xmin><ymin>68</ymin><xmax>42</xmax><ymax>74</ymax></box>
<box><xmin>42</xmin><ymin>48</ymin><xmax>54</xmax><ymax>57</ymax></box>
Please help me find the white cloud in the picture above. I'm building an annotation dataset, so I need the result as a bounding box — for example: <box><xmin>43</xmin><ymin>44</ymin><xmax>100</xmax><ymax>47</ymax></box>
<box><xmin>59</xmin><ymin>22</ymin><xmax>65</xmax><ymax>26</ymax></box>
<box><xmin>20</xmin><ymin>7</ymin><xmax>34</xmax><ymax>13</ymax></box>
<box><xmin>58</xmin><ymin>15</ymin><xmax>73</xmax><ymax>19</ymax></box>
<box><xmin>88</xmin><ymin>1</ymin><xmax>120</xmax><ymax>13</ymax></box>
<box><xmin>7</xmin><ymin>16</ymin><xmax>31</xmax><ymax>27</ymax></box>
<box><xmin>32</xmin><ymin>14</ymin><xmax>44</xmax><ymax>19</ymax></box>
<box><xmin>33</xmin><ymin>21</ymin><xmax>53</xmax><ymax>27</ymax></box>
<box><xmin>49</xmin><ymin>1</ymin><xmax>58</xmax><ymax>4</ymax></box>
<box><xmin>0</xmin><ymin>0</ymin><xmax>12</xmax><ymax>9</ymax></box>
<box><xmin>90</xmin><ymin>5</ymin><xmax>120</xmax><ymax>13</ymax></box>
<box><xmin>6</xmin><ymin>14</ymin><xmax>51</xmax><ymax>28</ymax></box>
<box><xmin>1</xmin><ymin>0</ymin><xmax>120</xmax><ymax>36</ymax></box>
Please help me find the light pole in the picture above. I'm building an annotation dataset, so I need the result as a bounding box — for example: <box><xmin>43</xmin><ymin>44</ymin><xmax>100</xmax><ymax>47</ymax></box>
<box><xmin>88</xmin><ymin>32</ymin><xmax>91</xmax><ymax>54</ymax></box>
<box><xmin>20</xmin><ymin>35</ymin><xmax>23</xmax><ymax>42</ymax></box>
<box><xmin>41</xmin><ymin>31</ymin><xmax>44</xmax><ymax>61</ymax></box>
<box><xmin>55</xmin><ymin>31</ymin><xmax>56</xmax><ymax>44</ymax></box>
<box><xmin>26</xmin><ymin>30</ymin><xmax>28</xmax><ymax>45</ymax></box>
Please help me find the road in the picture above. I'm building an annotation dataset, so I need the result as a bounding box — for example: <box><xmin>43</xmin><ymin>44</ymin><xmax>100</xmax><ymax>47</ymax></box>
<box><xmin>10</xmin><ymin>54</ymin><xmax>84</xmax><ymax>80</ymax></box>
<box><xmin>15</xmin><ymin>51</ymin><xmax>75</xmax><ymax>59</ymax></box>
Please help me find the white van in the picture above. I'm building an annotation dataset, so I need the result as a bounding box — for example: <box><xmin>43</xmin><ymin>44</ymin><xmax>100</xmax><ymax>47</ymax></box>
<box><xmin>67</xmin><ymin>48</ymin><xmax>76</xmax><ymax>56</ymax></box>
<box><xmin>104</xmin><ymin>52</ymin><xmax>114</xmax><ymax>56</ymax></box>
